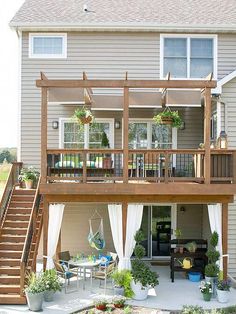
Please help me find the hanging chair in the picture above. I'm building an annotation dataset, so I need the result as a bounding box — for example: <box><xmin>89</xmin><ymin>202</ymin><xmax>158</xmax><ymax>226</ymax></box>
<box><xmin>88</xmin><ymin>210</ymin><xmax>105</xmax><ymax>251</ymax></box>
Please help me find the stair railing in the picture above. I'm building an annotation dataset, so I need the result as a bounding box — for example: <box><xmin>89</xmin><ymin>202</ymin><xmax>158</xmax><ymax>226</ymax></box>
<box><xmin>0</xmin><ymin>162</ymin><xmax>23</xmax><ymax>232</ymax></box>
<box><xmin>20</xmin><ymin>176</ymin><xmax>41</xmax><ymax>297</ymax></box>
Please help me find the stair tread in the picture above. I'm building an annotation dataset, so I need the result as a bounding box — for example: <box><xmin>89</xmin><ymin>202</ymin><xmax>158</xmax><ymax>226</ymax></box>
<box><xmin>0</xmin><ymin>275</ymin><xmax>20</xmax><ymax>278</ymax></box>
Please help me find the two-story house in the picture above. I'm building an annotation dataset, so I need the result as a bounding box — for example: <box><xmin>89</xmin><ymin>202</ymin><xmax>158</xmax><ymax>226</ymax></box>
<box><xmin>0</xmin><ymin>0</ymin><xmax>236</xmax><ymax>304</ymax></box>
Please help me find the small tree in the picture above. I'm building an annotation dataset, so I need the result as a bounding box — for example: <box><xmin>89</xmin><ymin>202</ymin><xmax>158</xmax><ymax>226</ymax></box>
<box><xmin>205</xmin><ymin>231</ymin><xmax>220</xmax><ymax>277</ymax></box>
<box><xmin>101</xmin><ymin>131</ymin><xmax>110</xmax><ymax>148</ymax></box>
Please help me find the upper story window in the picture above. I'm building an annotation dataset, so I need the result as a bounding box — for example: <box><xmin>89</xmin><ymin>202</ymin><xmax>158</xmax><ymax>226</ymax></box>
<box><xmin>29</xmin><ymin>33</ymin><xmax>67</xmax><ymax>58</ymax></box>
<box><xmin>161</xmin><ymin>35</ymin><xmax>217</xmax><ymax>79</ymax></box>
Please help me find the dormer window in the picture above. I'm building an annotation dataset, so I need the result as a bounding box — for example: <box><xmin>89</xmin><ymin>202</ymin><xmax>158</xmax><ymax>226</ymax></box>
<box><xmin>160</xmin><ymin>35</ymin><xmax>217</xmax><ymax>79</ymax></box>
<box><xmin>29</xmin><ymin>33</ymin><xmax>67</xmax><ymax>59</ymax></box>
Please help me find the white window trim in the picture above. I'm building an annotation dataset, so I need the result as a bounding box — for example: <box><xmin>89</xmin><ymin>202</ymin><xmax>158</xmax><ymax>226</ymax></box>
<box><xmin>59</xmin><ymin>118</ymin><xmax>114</xmax><ymax>149</ymax></box>
<box><xmin>29</xmin><ymin>33</ymin><xmax>67</xmax><ymax>59</ymax></box>
<box><xmin>160</xmin><ymin>34</ymin><xmax>218</xmax><ymax>80</ymax></box>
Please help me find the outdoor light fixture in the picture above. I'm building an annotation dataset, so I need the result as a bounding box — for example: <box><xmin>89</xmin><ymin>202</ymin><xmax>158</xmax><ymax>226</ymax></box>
<box><xmin>217</xmin><ymin>131</ymin><xmax>228</xmax><ymax>149</ymax></box>
<box><xmin>52</xmin><ymin>121</ymin><xmax>59</xmax><ymax>129</ymax></box>
<box><xmin>180</xmin><ymin>206</ymin><xmax>186</xmax><ymax>213</ymax></box>
<box><xmin>179</xmin><ymin>121</ymin><xmax>185</xmax><ymax>130</ymax></box>
<box><xmin>115</xmin><ymin>121</ymin><xmax>121</xmax><ymax>129</ymax></box>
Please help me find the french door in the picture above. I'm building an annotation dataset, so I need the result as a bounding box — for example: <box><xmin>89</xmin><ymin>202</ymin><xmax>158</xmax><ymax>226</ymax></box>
<box><xmin>140</xmin><ymin>204</ymin><xmax>177</xmax><ymax>259</ymax></box>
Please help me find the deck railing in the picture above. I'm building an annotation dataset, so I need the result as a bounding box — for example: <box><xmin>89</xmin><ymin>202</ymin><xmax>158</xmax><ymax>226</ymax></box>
<box><xmin>46</xmin><ymin>149</ymin><xmax>236</xmax><ymax>184</ymax></box>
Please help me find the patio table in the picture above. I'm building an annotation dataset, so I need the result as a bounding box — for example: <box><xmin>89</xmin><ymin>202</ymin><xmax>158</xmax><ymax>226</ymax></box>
<box><xmin>68</xmin><ymin>259</ymin><xmax>101</xmax><ymax>291</ymax></box>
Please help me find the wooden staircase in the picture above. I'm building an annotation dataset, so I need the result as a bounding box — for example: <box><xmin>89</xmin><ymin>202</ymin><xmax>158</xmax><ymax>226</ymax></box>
<box><xmin>0</xmin><ymin>166</ymin><xmax>43</xmax><ymax>304</ymax></box>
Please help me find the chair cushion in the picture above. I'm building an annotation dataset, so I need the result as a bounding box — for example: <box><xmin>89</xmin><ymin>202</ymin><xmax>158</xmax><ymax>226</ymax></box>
<box><xmin>55</xmin><ymin>161</ymin><xmax>75</xmax><ymax>168</ymax></box>
<box><xmin>99</xmin><ymin>254</ymin><xmax>112</xmax><ymax>266</ymax></box>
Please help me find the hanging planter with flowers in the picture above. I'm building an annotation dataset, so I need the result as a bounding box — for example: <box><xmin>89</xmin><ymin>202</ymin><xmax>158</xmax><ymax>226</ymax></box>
<box><xmin>72</xmin><ymin>106</ymin><xmax>94</xmax><ymax>125</ymax></box>
<box><xmin>153</xmin><ymin>107</ymin><xmax>182</xmax><ymax>128</ymax></box>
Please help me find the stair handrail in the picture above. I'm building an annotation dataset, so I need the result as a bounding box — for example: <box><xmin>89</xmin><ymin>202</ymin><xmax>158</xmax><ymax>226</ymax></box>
<box><xmin>20</xmin><ymin>176</ymin><xmax>41</xmax><ymax>296</ymax></box>
<box><xmin>0</xmin><ymin>162</ymin><xmax>23</xmax><ymax>228</ymax></box>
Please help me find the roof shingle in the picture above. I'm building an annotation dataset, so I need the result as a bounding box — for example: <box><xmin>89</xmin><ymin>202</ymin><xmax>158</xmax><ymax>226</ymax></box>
<box><xmin>10</xmin><ymin>0</ymin><xmax>236</xmax><ymax>29</ymax></box>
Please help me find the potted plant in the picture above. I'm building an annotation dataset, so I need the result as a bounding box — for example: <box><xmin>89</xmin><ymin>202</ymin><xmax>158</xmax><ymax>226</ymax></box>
<box><xmin>216</xmin><ymin>279</ymin><xmax>231</xmax><ymax>303</ymax></box>
<box><xmin>112</xmin><ymin>295</ymin><xmax>126</xmax><ymax>308</ymax></box>
<box><xmin>25</xmin><ymin>272</ymin><xmax>45</xmax><ymax>312</ymax></box>
<box><xmin>153</xmin><ymin>108</ymin><xmax>182</xmax><ymax>128</ymax></box>
<box><xmin>19</xmin><ymin>166</ymin><xmax>39</xmax><ymax>189</ymax></box>
<box><xmin>205</xmin><ymin>231</ymin><xmax>220</xmax><ymax>298</ymax></box>
<box><xmin>72</xmin><ymin>106</ymin><xmax>94</xmax><ymax>124</ymax></box>
<box><xmin>199</xmin><ymin>281</ymin><xmax>212</xmax><ymax>301</ymax></box>
<box><xmin>101</xmin><ymin>131</ymin><xmax>112</xmax><ymax>169</ymax></box>
<box><xmin>93</xmin><ymin>297</ymin><xmax>108</xmax><ymax>311</ymax></box>
<box><xmin>42</xmin><ymin>269</ymin><xmax>62</xmax><ymax>302</ymax></box>
<box><xmin>111</xmin><ymin>269</ymin><xmax>133</xmax><ymax>297</ymax></box>
<box><xmin>131</xmin><ymin>230</ymin><xmax>159</xmax><ymax>300</ymax></box>
<box><xmin>174</xmin><ymin>228</ymin><xmax>183</xmax><ymax>253</ymax></box>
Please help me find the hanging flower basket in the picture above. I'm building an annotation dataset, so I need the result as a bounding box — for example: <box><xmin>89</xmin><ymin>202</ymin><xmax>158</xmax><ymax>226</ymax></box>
<box><xmin>72</xmin><ymin>107</ymin><xmax>94</xmax><ymax>125</ymax></box>
<box><xmin>153</xmin><ymin>107</ymin><xmax>182</xmax><ymax>128</ymax></box>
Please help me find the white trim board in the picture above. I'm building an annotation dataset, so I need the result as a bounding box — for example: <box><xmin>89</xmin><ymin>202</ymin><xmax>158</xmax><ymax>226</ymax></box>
<box><xmin>214</xmin><ymin>70</ymin><xmax>236</xmax><ymax>94</ymax></box>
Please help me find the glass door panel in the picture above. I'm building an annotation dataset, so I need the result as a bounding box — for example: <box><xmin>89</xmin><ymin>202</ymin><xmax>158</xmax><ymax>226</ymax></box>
<box><xmin>152</xmin><ymin>206</ymin><xmax>172</xmax><ymax>257</ymax></box>
<box><xmin>140</xmin><ymin>206</ymin><xmax>151</xmax><ymax>258</ymax></box>
<box><xmin>128</xmin><ymin>122</ymin><xmax>148</xmax><ymax>149</ymax></box>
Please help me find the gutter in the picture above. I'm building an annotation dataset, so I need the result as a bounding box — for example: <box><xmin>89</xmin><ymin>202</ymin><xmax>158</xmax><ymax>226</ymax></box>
<box><xmin>9</xmin><ymin>22</ymin><xmax>236</xmax><ymax>33</ymax></box>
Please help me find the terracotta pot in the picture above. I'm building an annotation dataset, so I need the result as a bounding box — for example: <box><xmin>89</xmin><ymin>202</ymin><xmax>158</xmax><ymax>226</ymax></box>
<box><xmin>114</xmin><ymin>303</ymin><xmax>125</xmax><ymax>308</ymax></box>
<box><xmin>179</xmin><ymin>246</ymin><xmax>184</xmax><ymax>254</ymax></box>
<box><xmin>103</xmin><ymin>157</ymin><xmax>112</xmax><ymax>169</ymax></box>
<box><xmin>78</xmin><ymin>116</ymin><xmax>92</xmax><ymax>124</ymax></box>
<box><xmin>161</xmin><ymin>117</ymin><xmax>173</xmax><ymax>125</ymax></box>
<box><xmin>95</xmin><ymin>304</ymin><xmax>107</xmax><ymax>311</ymax></box>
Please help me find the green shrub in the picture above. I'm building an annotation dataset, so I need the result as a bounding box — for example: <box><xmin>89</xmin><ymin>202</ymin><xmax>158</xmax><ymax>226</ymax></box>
<box><xmin>181</xmin><ymin>305</ymin><xmax>204</xmax><ymax>314</ymax></box>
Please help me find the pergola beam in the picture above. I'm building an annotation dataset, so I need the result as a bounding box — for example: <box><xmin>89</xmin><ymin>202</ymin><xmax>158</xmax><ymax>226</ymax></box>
<box><xmin>36</xmin><ymin>79</ymin><xmax>217</xmax><ymax>89</ymax></box>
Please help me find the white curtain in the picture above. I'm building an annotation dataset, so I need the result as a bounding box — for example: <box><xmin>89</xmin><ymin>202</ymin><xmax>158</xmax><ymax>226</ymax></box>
<box><xmin>208</xmin><ymin>204</ymin><xmax>223</xmax><ymax>270</ymax></box>
<box><xmin>123</xmin><ymin>204</ymin><xmax>143</xmax><ymax>270</ymax></box>
<box><xmin>46</xmin><ymin>204</ymin><xmax>65</xmax><ymax>269</ymax></box>
<box><xmin>108</xmin><ymin>204</ymin><xmax>124</xmax><ymax>270</ymax></box>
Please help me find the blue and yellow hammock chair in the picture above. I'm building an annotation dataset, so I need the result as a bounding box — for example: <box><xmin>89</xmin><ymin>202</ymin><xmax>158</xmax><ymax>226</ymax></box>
<box><xmin>88</xmin><ymin>210</ymin><xmax>105</xmax><ymax>251</ymax></box>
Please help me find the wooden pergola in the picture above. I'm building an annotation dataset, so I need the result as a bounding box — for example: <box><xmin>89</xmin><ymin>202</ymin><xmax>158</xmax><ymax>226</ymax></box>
<box><xmin>36</xmin><ymin>73</ymin><xmax>231</xmax><ymax>278</ymax></box>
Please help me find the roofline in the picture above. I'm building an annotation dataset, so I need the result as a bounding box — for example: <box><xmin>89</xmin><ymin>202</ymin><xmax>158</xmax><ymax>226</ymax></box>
<box><xmin>214</xmin><ymin>70</ymin><xmax>236</xmax><ymax>94</ymax></box>
<box><xmin>9</xmin><ymin>22</ymin><xmax>236</xmax><ymax>33</ymax></box>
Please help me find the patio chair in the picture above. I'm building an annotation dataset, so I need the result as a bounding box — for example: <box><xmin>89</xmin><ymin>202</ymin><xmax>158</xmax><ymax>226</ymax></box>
<box><xmin>107</xmin><ymin>251</ymin><xmax>118</xmax><ymax>266</ymax></box>
<box><xmin>54</xmin><ymin>260</ymin><xmax>79</xmax><ymax>293</ymax></box>
<box><xmin>58</xmin><ymin>251</ymin><xmax>77</xmax><ymax>269</ymax></box>
<box><xmin>93</xmin><ymin>261</ymin><xmax>116</xmax><ymax>294</ymax></box>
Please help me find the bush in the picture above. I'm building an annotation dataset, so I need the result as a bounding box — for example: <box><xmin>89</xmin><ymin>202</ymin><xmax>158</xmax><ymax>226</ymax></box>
<box><xmin>181</xmin><ymin>305</ymin><xmax>204</xmax><ymax>314</ymax></box>
<box><xmin>111</xmin><ymin>269</ymin><xmax>133</xmax><ymax>298</ymax></box>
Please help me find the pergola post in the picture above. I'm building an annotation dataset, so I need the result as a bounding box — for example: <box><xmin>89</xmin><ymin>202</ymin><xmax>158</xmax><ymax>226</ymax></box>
<box><xmin>43</xmin><ymin>198</ymin><xmax>49</xmax><ymax>270</ymax></box>
<box><xmin>123</xmin><ymin>87</ymin><xmax>129</xmax><ymax>183</ymax></box>
<box><xmin>56</xmin><ymin>231</ymin><xmax>61</xmax><ymax>260</ymax></box>
<box><xmin>222</xmin><ymin>203</ymin><xmax>228</xmax><ymax>279</ymax></box>
<box><xmin>41</xmin><ymin>86</ymin><xmax>48</xmax><ymax>184</ymax></box>
<box><xmin>122</xmin><ymin>202</ymin><xmax>128</xmax><ymax>254</ymax></box>
<box><xmin>204</xmin><ymin>88</ymin><xmax>211</xmax><ymax>184</ymax></box>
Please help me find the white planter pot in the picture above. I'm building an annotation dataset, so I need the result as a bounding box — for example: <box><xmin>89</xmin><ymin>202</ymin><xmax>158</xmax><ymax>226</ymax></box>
<box><xmin>217</xmin><ymin>289</ymin><xmax>230</xmax><ymax>303</ymax></box>
<box><xmin>44</xmin><ymin>290</ymin><xmax>55</xmax><ymax>302</ymax></box>
<box><xmin>25</xmin><ymin>180</ymin><xmax>33</xmax><ymax>189</ymax></box>
<box><xmin>26</xmin><ymin>291</ymin><xmax>44</xmax><ymax>311</ymax></box>
<box><xmin>114</xmin><ymin>286</ymin><xmax>125</xmax><ymax>296</ymax></box>
<box><xmin>131</xmin><ymin>280</ymin><xmax>149</xmax><ymax>301</ymax></box>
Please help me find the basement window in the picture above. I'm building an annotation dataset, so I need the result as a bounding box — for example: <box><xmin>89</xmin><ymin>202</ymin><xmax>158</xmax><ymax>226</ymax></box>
<box><xmin>29</xmin><ymin>33</ymin><xmax>67</xmax><ymax>58</ymax></box>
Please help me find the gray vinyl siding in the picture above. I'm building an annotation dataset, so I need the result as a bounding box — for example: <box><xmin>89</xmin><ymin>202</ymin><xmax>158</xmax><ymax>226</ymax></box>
<box><xmin>221</xmin><ymin>79</ymin><xmax>236</xmax><ymax>277</ymax></box>
<box><xmin>218</xmin><ymin>34</ymin><xmax>236</xmax><ymax>79</ymax></box>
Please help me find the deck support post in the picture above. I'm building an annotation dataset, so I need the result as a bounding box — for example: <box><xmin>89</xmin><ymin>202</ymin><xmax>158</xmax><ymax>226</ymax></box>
<box><xmin>43</xmin><ymin>198</ymin><xmax>49</xmax><ymax>271</ymax></box>
<box><xmin>122</xmin><ymin>202</ymin><xmax>128</xmax><ymax>254</ymax></box>
<box><xmin>204</xmin><ymin>88</ymin><xmax>211</xmax><ymax>184</ymax></box>
<box><xmin>222</xmin><ymin>203</ymin><xmax>228</xmax><ymax>280</ymax></box>
<box><xmin>41</xmin><ymin>87</ymin><xmax>48</xmax><ymax>184</ymax></box>
<box><xmin>123</xmin><ymin>87</ymin><xmax>129</xmax><ymax>183</ymax></box>
<box><xmin>56</xmin><ymin>231</ymin><xmax>61</xmax><ymax>260</ymax></box>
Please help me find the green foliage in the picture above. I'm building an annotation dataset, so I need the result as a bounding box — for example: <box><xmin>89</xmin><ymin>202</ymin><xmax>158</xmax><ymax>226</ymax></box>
<box><xmin>174</xmin><ymin>228</ymin><xmax>182</xmax><ymax>239</ymax></box>
<box><xmin>124</xmin><ymin>306</ymin><xmax>132</xmax><ymax>314</ymax></box>
<box><xmin>153</xmin><ymin>108</ymin><xmax>183</xmax><ymax>128</ymax></box>
<box><xmin>205</xmin><ymin>264</ymin><xmax>220</xmax><ymax>278</ymax></box>
<box><xmin>181</xmin><ymin>305</ymin><xmax>204</xmax><ymax>314</ymax></box>
<box><xmin>111</xmin><ymin>269</ymin><xmax>134</xmax><ymax>298</ymax></box>
<box><xmin>19</xmin><ymin>166</ymin><xmax>39</xmax><ymax>182</ymax></box>
<box><xmin>205</xmin><ymin>231</ymin><xmax>220</xmax><ymax>278</ymax></box>
<box><xmin>25</xmin><ymin>272</ymin><xmax>45</xmax><ymax>294</ymax></box>
<box><xmin>72</xmin><ymin>107</ymin><xmax>93</xmax><ymax>123</ymax></box>
<box><xmin>206</xmin><ymin>249</ymin><xmax>220</xmax><ymax>264</ymax></box>
<box><xmin>101</xmin><ymin>131</ymin><xmax>110</xmax><ymax>148</ymax></box>
<box><xmin>210</xmin><ymin>231</ymin><xmax>219</xmax><ymax>247</ymax></box>
<box><xmin>42</xmin><ymin>269</ymin><xmax>61</xmax><ymax>292</ymax></box>
<box><xmin>0</xmin><ymin>149</ymin><xmax>16</xmax><ymax>163</ymax></box>
<box><xmin>134</xmin><ymin>244</ymin><xmax>146</xmax><ymax>260</ymax></box>
<box><xmin>132</xmin><ymin>229</ymin><xmax>159</xmax><ymax>288</ymax></box>
<box><xmin>217</xmin><ymin>279</ymin><xmax>231</xmax><ymax>291</ymax></box>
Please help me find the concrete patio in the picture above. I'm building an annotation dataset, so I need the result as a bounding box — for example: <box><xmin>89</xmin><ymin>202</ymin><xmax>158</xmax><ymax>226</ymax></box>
<box><xmin>0</xmin><ymin>265</ymin><xmax>235</xmax><ymax>314</ymax></box>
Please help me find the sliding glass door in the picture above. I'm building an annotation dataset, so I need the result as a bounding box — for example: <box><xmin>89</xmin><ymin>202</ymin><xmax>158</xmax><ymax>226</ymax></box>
<box><xmin>140</xmin><ymin>205</ymin><xmax>177</xmax><ymax>259</ymax></box>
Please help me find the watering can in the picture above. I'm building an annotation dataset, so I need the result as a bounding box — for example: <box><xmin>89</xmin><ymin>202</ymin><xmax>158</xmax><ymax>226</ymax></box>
<box><xmin>178</xmin><ymin>258</ymin><xmax>193</xmax><ymax>269</ymax></box>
